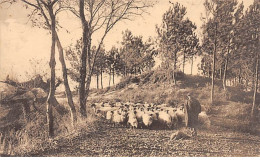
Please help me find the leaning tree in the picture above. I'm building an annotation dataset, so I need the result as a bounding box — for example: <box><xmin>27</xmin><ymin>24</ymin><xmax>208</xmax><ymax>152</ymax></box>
<box><xmin>2</xmin><ymin>0</ymin><xmax>77</xmax><ymax>137</ymax></box>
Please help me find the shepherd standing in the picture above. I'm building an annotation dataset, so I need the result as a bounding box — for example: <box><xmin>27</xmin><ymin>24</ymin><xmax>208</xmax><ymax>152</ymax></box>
<box><xmin>184</xmin><ymin>93</ymin><xmax>201</xmax><ymax>128</ymax></box>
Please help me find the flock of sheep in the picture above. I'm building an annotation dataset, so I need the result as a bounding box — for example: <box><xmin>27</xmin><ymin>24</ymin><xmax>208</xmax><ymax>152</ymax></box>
<box><xmin>92</xmin><ymin>102</ymin><xmax>211</xmax><ymax>130</ymax></box>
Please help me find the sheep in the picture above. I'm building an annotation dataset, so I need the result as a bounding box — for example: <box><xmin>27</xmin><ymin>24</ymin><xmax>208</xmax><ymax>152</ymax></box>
<box><xmin>103</xmin><ymin>102</ymin><xmax>112</xmax><ymax>108</ymax></box>
<box><xmin>150</xmin><ymin>103</ymin><xmax>155</xmax><ymax>107</ymax></box>
<box><xmin>176</xmin><ymin>106</ymin><xmax>185</xmax><ymax>125</ymax></box>
<box><xmin>144</xmin><ymin>102</ymin><xmax>150</xmax><ymax>108</ymax></box>
<box><xmin>119</xmin><ymin>108</ymin><xmax>128</xmax><ymax>117</ymax></box>
<box><xmin>112</xmin><ymin>111</ymin><xmax>127</xmax><ymax>127</ymax></box>
<box><xmin>158</xmin><ymin>110</ymin><xmax>172</xmax><ymax>129</ymax></box>
<box><xmin>106</xmin><ymin>110</ymin><xmax>114</xmax><ymax>122</ymax></box>
<box><xmin>142</xmin><ymin>113</ymin><xmax>153</xmax><ymax>128</ymax></box>
<box><xmin>146</xmin><ymin>110</ymin><xmax>158</xmax><ymax>121</ymax></box>
<box><xmin>91</xmin><ymin>103</ymin><xmax>97</xmax><ymax>114</ymax></box>
<box><xmin>136</xmin><ymin>108</ymin><xmax>144</xmax><ymax>122</ymax></box>
<box><xmin>92</xmin><ymin>102</ymin><xmax>107</xmax><ymax>115</ymax></box>
<box><xmin>157</xmin><ymin>104</ymin><xmax>167</xmax><ymax>109</ymax></box>
<box><xmin>115</xmin><ymin>102</ymin><xmax>123</xmax><ymax>107</ymax></box>
<box><xmin>198</xmin><ymin>111</ymin><xmax>211</xmax><ymax>128</ymax></box>
<box><xmin>129</xmin><ymin>105</ymin><xmax>137</xmax><ymax>112</ymax></box>
<box><xmin>112</xmin><ymin>111</ymin><xmax>121</xmax><ymax>123</ymax></box>
<box><xmin>96</xmin><ymin>109</ymin><xmax>106</xmax><ymax>118</ymax></box>
<box><xmin>168</xmin><ymin>108</ymin><xmax>179</xmax><ymax>128</ymax></box>
<box><xmin>120</xmin><ymin>113</ymin><xmax>128</xmax><ymax>124</ymax></box>
<box><xmin>128</xmin><ymin>111</ymin><xmax>138</xmax><ymax>129</ymax></box>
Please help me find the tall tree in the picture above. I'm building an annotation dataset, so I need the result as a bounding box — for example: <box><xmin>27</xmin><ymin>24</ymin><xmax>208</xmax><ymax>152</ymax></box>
<box><xmin>157</xmin><ymin>2</ymin><xmax>198</xmax><ymax>83</ymax></box>
<box><xmin>183</xmin><ymin>32</ymin><xmax>200</xmax><ymax>74</ymax></box>
<box><xmin>243</xmin><ymin>1</ymin><xmax>260</xmax><ymax>121</ymax></box>
<box><xmin>202</xmin><ymin>0</ymin><xmax>224</xmax><ymax>104</ymax></box>
<box><xmin>106</xmin><ymin>46</ymin><xmax>119</xmax><ymax>86</ymax></box>
<box><xmin>180</xmin><ymin>20</ymin><xmax>199</xmax><ymax>74</ymax></box>
<box><xmin>3</xmin><ymin>0</ymin><xmax>79</xmax><ymax>137</ymax></box>
<box><xmin>120</xmin><ymin>30</ymin><xmax>155</xmax><ymax>76</ymax></box>
<box><xmin>70</xmin><ymin>0</ymin><xmax>153</xmax><ymax>117</ymax></box>
<box><xmin>94</xmin><ymin>46</ymin><xmax>106</xmax><ymax>89</ymax></box>
<box><xmin>7</xmin><ymin>0</ymin><xmax>78</xmax><ymax>132</ymax></box>
<box><xmin>217</xmin><ymin>0</ymin><xmax>238</xmax><ymax>91</ymax></box>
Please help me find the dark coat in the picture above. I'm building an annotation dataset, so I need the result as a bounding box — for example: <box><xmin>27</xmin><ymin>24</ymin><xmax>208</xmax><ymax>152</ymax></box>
<box><xmin>184</xmin><ymin>96</ymin><xmax>201</xmax><ymax>127</ymax></box>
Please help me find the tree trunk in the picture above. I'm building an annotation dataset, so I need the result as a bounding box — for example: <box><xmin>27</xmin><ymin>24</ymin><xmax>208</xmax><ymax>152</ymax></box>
<box><xmin>109</xmin><ymin>65</ymin><xmax>111</xmax><ymax>87</ymax></box>
<box><xmin>245</xmin><ymin>79</ymin><xmax>248</xmax><ymax>91</ymax></box>
<box><xmin>208</xmin><ymin>67</ymin><xmax>210</xmax><ymax>78</ymax></box>
<box><xmin>101</xmin><ymin>65</ymin><xmax>103</xmax><ymax>89</ymax></box>
<box><xmin>112</xmin><ymin>66</ymin><xmax>115</xmax><ymax>85</ymax></box>
<box><xmin>191</xmin><ymin>55</ymin><xmax>193</xmax><ymax>75</ymax></box>
<box><xmin>56</xmin><ymin>32</ymin><xmax>77</xmax><ymax>127</ymax></box>
<box><xmin>124</xmin><ymin>66</ymin><xmax>126</xmax><ymax>77</ymax></box>
<box><xmin>173</xmin><ymin>51</ymin><xmax>177</xmax><ymax>85</ymax></box>
<box><xmin>239</xmin><ymin>67</ymin><xmax>242</xmax><ymax>84</ymax></box>
<box><xmin>97</xmin><ymin>72</ymin><xmax>99</xmax><ymax>89</ymax></box>
<box><xmin>34</xmin><ymin>1</ymin><xmax>66</xmax><ymax>121</ymax></box>
<box><xmin>183</xmin><ymin>50</ymin><xmax>185</xmax><ymax>73</ymax></box>
<box><xmin>211</xmin><ymin>22</ymin><xmax>218</xmax><ymax>104</ymax></box>
<box><xmin>46</xmin><ymin>7</ymin><xmax>56</xmax><ymax>138</ymax></box>
<box><xmin>252</xmin><ymin>53</ymin><xmax>259</xmax><ymax>121</ymax></box>
<box><xmin>211</xmin><ymin>49</ymin><xmax>216</xmax><ymax>104</ymax></box>
<box><xmin>79</xmin><ymin>0</ymin><xmax>89</xmax><ymax>118</ymax></box>
<box><xmin>85</xmin><ymin>74</ymin><xmax>92</xmax><ymax>104</ymax></box>
<box><xmin>223</xmin><ymin>57</ymin><xmax>228</xmax><ymax>90</ymax></box>
<box><xmin>219</xmin><ymin>67</ymin><xmax>222</xmax><ymax>79</ymax></box>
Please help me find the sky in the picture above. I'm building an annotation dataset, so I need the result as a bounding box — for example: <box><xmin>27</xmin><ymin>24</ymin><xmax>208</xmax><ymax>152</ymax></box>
<box><xmin>0</xmin><ymin>0</ymin><xmax>254</xmax><ymax>87</ymax></box>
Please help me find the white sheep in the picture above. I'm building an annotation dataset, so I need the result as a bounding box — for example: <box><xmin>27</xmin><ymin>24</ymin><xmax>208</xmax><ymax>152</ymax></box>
<box><xmin>168</xmin><ymin>109</ymin><xmax>179</xmax><ymax>128</ymax></box>
<box><xmin>103</xmin><ymin>102</ymin><xmax>112</xmax><ymax>108</ymax></box>
<box><xmin>112</xmin><ymin>111</ymin><xmax>125</xmax><ymax>126</ymax></box>
<box><xmin>115</xmin><ymin>102</ymin><xmax>123</xmax><ymax>107</ymax></box>
<box><xmin>142</xmin><ymin>113</ymin><xmax>153</xmax><ymax>128</ymax></box>
<box><xmin>158</xmin><ymin>110</ymin><xmax>172</xmax><ymax>129</ymax></box>
<box><xmin>128</xmin><ymin>111</ymin><xmax>138</xmax><ymax>129</ymax></box>
<box><xmin>146</xmin><ymin>110</ymin><xmax>158</xmax><ymax>121</ymax></box>
<box><xmin>198</xmin><ymin>111</ymin><xmax>211</xmax><ymax>128</ymax></box>
<box><xmin>144</xmin><ymin>102</ymin><xmax>150</xmax><ymax>108</ymax></box>
<box><xmin>106</xmin><ymin>110</ymin><xmax>114</xmax><ymax>121</ymax></box>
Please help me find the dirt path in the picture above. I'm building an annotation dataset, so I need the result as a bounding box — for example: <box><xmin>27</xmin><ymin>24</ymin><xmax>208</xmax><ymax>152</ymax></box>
<box><xmin>30</xmin><ymin>89</ymin><xmax>260</xmax><ymax>157</ymax></box>
<box><xmin>26</xmin><ymin>119</ymin><xmax>260</xmax><ymax>157</ymax></box>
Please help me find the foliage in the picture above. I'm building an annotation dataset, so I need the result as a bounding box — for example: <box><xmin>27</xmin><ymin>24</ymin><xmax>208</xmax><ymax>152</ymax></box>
<box><xmin>119</xmin><ymin>30</ymin><xmax>156</xmax><ymax>76</ymax></box>
<box><xmin>200</xmin><ymin>0</ymin><xmax>259</xmax><ymax>85</ymax></box>
<box><xmin>156</xmin><ymin>2</ymin><xmax>199</xmax><ymax>79</ymax></box>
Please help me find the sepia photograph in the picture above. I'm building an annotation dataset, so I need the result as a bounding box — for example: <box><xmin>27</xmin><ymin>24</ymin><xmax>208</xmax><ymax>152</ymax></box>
<box><xmin>0</xmin><ymin>0</ymin><xmax>259</xmax><ymax>157</ymax></box>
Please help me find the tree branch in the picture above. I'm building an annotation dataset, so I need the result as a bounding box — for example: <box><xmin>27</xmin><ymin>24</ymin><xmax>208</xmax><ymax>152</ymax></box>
<box><xmin>37</xmin><ymin>0</ymin><xmax>51</xmax><ymax>28</ymax></box>
<box><xmin>21</xmin><ymin>0</ymin><xmax>40</xmax><ymax>9</ymax></box>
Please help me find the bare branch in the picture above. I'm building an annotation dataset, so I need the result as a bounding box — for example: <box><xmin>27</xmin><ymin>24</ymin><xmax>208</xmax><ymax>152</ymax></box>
<box><xmin>21</xmin><ymin>0</ymin><xmax>40</xmax><ymax>9</ymax></box>
<box><xmin>26</xmin><ymin>8</ymin><xmax>39</xmax><ymax>24</ymax></box>
<box><xmin>92</xmin><ymin>0</ymin><xmax>105</xmax><ymax>18</ymax></box>
<box><xmin>39</xmin><ymin>0</ymin><xmax>48</xmax><ymax>7</ymax></box>
<box><xmin>0</xmin><ymin>0</ymin><xmax>13</xmax><ymax>5</ymax></box>
<box><xmin>58</xmin><ymin>2</ymin><xmax>80</xmax><ymax>18</ymax></box>
<box><xmin>37</xmin><ymin>0</ymin><xmax>51</xmax><ymax>28</ymax></box>
<box><xmin>50</xmin><ymin>0</ymin><xmax>59</xmax><ymax>6</ymax></box>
